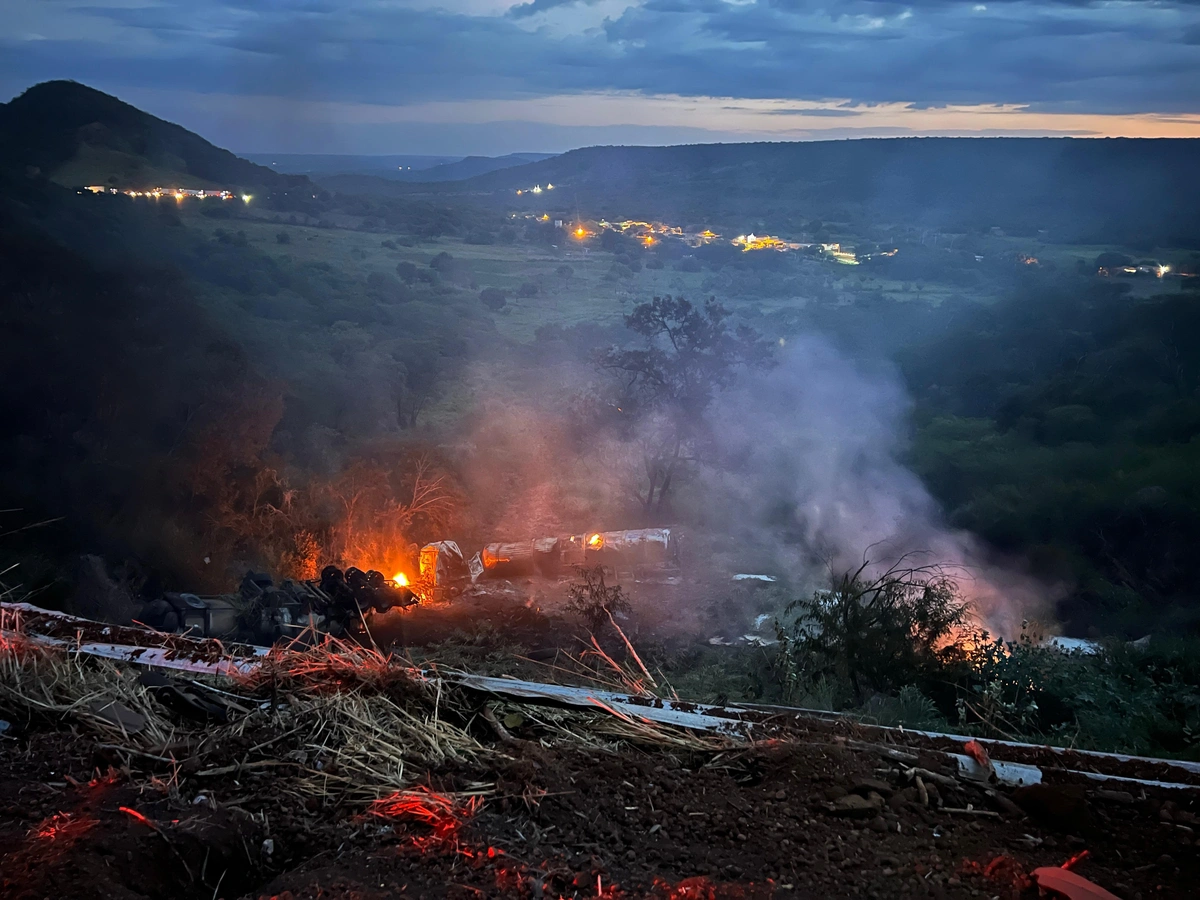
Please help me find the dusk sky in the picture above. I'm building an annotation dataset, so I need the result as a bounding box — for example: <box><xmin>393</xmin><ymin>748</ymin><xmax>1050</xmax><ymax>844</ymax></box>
<box><xmin>4</xmin><ymin>0</ymin><xmax>1200</xmax><ymax>155</ymax></box>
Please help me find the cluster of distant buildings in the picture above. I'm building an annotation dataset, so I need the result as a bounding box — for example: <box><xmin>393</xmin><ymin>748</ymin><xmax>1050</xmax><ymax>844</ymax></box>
<box><xmin>83</xmin><ymin>186</ymin><xmax>249</xmax><ymax>202</ymax></box>
<box><xmin>514</xmin><ymin>210</ymin><xmax>905</xmax><ymax>265</ymax></box>
<box><xmin>1098</xmin><ymin>263</ymin><xmax>1171</xmax><ymax>278</ymax></box>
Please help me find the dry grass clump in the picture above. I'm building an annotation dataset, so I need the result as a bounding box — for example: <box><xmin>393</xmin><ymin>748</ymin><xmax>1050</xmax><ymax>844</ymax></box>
<box><xmin>0</xmin><ymin>628</ymin><xmax>175</xmax><ymax>749</ymax></box>
<box><xmin>2</xmin><ymin>606</ymin><xmax>730</xmax><ymax>817</ymax></box>
<box><xmin>278</xmin><ymin>689</ymin><xmax>488</xmax><ymax>805</ymax></box>
<box><xmin>244</xmin><ymin>634</ymin><xmax>424</xmax><ymax>695</ymax></box>
<box><xmin>234</xmin><ymin>637</ymin><xmax>490</xmax><ymax>803</ymax></box>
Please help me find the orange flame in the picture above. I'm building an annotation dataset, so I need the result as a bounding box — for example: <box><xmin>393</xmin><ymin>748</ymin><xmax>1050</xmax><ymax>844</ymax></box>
<box><xmin>393</xmin><ymin>572</ymin><xmax>409</xmax><ymax>587</ymax></box>
<box><xmin>587</xmin><ymin>533</ymin><xmax>605</xmax><ymax>549</ymax></box>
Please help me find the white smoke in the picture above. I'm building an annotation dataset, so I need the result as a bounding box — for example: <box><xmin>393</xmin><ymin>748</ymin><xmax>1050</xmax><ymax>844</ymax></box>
<box><xmin>710</xmin><ymin>334</ymin><xmax>1049</xmax><ymax>637</ymax></box>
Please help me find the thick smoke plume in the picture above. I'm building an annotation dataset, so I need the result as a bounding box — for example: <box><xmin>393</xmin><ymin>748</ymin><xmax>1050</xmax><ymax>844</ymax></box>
<box><xmin>709</xmin><ymin>335</ymin><xmax>1050</xmax><ymax>637</ymax></box>
<box><xmin>439</xmin><ymin>339</ymin><xmax>1048</xmax><ymax>638</ymax></box>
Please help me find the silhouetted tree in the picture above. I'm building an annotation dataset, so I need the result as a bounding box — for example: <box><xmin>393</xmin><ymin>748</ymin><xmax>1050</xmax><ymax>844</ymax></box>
<box><xmin>601</xmin><ymin>296</ymin><xmax>773</xmax><ymax>512</ymax></box>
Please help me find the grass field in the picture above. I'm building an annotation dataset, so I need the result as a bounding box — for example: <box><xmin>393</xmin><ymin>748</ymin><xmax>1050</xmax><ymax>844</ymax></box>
<box><xmin>182</xmin><ymin>206</ymin><xmax>717</xmax><ymax>340</ymax></box>
<box><xmin>177</xmin><ymin>201</ymin><xmax>1192</xmax><ymax>352</ymax></box>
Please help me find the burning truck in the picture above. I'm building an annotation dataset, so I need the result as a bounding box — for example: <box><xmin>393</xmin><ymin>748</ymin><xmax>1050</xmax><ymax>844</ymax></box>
<box><xmin>423</xmin><ymin>528</ymin><xmax>679</xmax><ymax>594</ymax></box>
<box><xmin>139</xmin><ymin>564</ymin><xmax>420</xmax><ymax>645</ymax></box>
<box><xmin>139</xmin><ymin>528</ymin><xmax>680</xmax><ymax>644</ymax></box>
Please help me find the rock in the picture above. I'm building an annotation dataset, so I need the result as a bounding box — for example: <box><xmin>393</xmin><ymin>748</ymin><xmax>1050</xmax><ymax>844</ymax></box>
<box><xmin>986</xmin><ymin>791</ymin><xmax>1025</xmax><ymax>817</ymax></box>
<box><xmin>850</xmin><ymin>778</ymin><xmax>894</xmax><ymax>798</ymax></box>
<box><xmin>825</xmin><ymin>793</ymin><xmax>885</xmax><ymax>819</ymax></box>
<box><xmin>87</xmin><ymin>700</ymin><xmax>146</xmax><ymax>734</ymax></box>
<box><xmin>868</xmin><ymin>816</ymin><xmax>888</xmax><ymax>833</ymax></box>
<box><xmin>1095</xmin><ymin>789</ymin><xmax>1134</xmax><ymax>806</ymax></box>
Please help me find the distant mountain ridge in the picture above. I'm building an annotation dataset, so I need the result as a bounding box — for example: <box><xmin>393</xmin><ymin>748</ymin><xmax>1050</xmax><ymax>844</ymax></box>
<box><xmin>0</xmin><ymin>80</ymin><xmax>302</xmax><ymax>191</ymax></box>
<box><xmin>242</xmin><ymin>153</ymin><xmax>462</xmax><ymax>176</ymax></box>
<box><xmin>242</xmin><ymin>152</ymin><xmax>557</xmax><ymax>187</ymax></box>
<box><xmin>296</xmin><ymin>153</ymin><xmax>559</xmax><ymax>196</ymax></box>
<box><xmin>399</xmin><ymin>153</ymin><xmax>556</xmax><ymax>183</ymax></box>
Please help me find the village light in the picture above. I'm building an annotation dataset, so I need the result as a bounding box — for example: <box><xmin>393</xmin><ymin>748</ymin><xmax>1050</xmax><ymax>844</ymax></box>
<box><xmin>242</xmin><ymin>194</ymin><xmax>252</xmax><ymax>204</ymax></box>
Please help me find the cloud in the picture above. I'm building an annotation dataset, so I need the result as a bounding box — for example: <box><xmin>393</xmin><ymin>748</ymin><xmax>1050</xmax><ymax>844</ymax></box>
<box><xmin>1</xmin><ymin>0</ymin><xmax>1198</xmax><ymax>151</ymax></box>
<box><xmin>508</xmin><ymin>0</ymin><xmax>598</xmax><ymax>18</ymax></box>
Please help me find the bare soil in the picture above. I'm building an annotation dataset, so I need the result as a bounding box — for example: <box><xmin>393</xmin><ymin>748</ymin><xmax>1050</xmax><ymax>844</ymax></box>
<box><xmin>2</xmin><ymin>712</ymin><xmax>1196</xmax><ymax>900</ymax></box>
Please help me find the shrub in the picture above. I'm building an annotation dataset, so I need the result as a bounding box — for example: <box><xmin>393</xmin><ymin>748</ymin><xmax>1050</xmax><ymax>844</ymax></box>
<box><xmin>566</xmin><ymin>565</ymin><xmax>631</xmax><ymax>632</ymax></box>
<box><xmin>775</xmin><ymin>560</ymin><xmax>971</xmax><ymax>703</ymax></box>
<box><xmin>276</xmin><ymin>231</ymin><xmax>291</xmax><ymax>244</ymax></box>
<box><xmin>479</xmin><ymin>287</ymin><xmax>507</xmax><ymax>311</ymax></box>
<box><xmin>517</xmin><ymin>282</ymin><xmax>539</xmax><ymax>298</ymax></box>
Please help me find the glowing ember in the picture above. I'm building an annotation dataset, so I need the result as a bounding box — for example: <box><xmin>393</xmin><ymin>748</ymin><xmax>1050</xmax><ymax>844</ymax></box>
<box><xmin>367</xmin><ymin>786</ymin><xmax>481</xmax><ymax>841</ymax></box>
<box><xmin>587</xmin><ymin>533</ymin><xmax>605</xmax><ymax>549</ymax></box>
<box><xmin>31</xmin><ymin>812</ymin><xmax>96</xmax><ymax>842</ymax></box>
<box><xmin>393</xmin><ymin>572</ymin><xmax>409</xmax><ymax>587</ymax></box>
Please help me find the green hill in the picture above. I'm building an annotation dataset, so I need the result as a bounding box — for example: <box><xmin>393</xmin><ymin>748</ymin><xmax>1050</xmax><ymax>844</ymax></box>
<box><xmin>453</xmin><ymin>138</ymin><xmax>1200</xmax><ymax>247</ymax></box>
<box><xmin>0</xmin><ymin>80</ymin><xmax>300</xmax><ymax>192</ymax></box>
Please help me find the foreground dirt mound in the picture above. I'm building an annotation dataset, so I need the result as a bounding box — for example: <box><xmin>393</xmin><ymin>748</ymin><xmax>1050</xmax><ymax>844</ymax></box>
<box><xmin>1</xmin><ymin>610</ymin><xmax>1196</xmax><ymax>900</ymax></box>
<box><xmin>3</xmin><ymin>721</ymin><xmax>1196</xmax><ymax>900</ymax></box>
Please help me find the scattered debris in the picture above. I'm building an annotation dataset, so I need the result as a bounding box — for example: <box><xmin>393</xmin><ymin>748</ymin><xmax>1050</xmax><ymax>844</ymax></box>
<box><xmin>2</xmin><ymin>601</ymin><xmax>1197</xmax><ymax>899</ymax></box>
<box><xmin>1031</xmin><ymin>866</ymin><xmax>1122</xmax><ymax>900</ymax></box>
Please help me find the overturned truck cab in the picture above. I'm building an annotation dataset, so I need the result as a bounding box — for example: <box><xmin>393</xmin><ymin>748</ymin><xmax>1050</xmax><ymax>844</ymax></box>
<box><xmin>139</xmin><ymin>565</ymin><xmax>418</xmax><ymax>644</ymax></box>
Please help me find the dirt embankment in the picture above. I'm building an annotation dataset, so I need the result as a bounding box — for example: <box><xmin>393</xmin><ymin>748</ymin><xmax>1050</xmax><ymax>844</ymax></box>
<box><xmin>2</xmin><ymin>717</ymin><xmax>1197</xmax><ymax>900</ymax></box>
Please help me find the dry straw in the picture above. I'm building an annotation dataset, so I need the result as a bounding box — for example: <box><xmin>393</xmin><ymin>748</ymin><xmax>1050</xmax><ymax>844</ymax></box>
<box><xmin>2</xmin><ymin>606</ymin><xmax>732</xmax><ymax>813</ymax></box>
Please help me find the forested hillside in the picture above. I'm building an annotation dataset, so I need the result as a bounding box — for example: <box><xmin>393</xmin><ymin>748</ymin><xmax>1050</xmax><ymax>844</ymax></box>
<box><xmin>456</xmin><ymin>138</ymin><xmax>1200</xmax><ymax>247</ymax></box>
